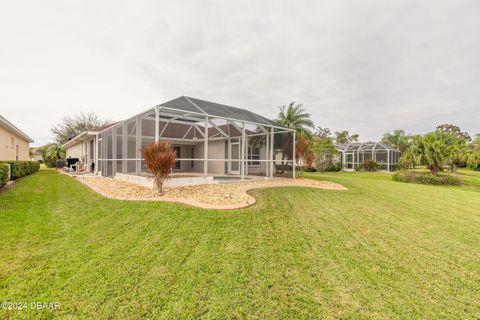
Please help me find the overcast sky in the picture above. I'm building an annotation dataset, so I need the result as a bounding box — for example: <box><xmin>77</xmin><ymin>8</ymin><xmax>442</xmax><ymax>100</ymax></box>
<box><xmin>1</xmin><ymin>0</ymin><xmax>479</xmax><ymax>146</ymax></box>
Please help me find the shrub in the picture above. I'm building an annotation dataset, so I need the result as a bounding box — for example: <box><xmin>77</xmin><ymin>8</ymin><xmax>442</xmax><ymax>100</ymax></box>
<box><xmin>295</xmin><ymin>133</ymin><xmax>314</xmax><ymax>177</ymax></box>
<box><xmin>0</xmin><ymin>163</ymin><xmax>9</xmax><ymax>188</ymax></box>
<box><xmin>304</xmin><ymin>166</ymin><xmax>317</xmax><ymax>172</ymax></box>
<box><xmin>10</xmin><ymin>162</ymin><xmax>24</xmax><ymax>179</ymax></box>
<box><xmin>30</xmin><ymin>161</ymin><xmax>40</xmax><ymax>173</ymax></box>
<box><xmin>0</xmin><ymin>161</ymin><xmax>40</xmax><ymax>180</ymax></box>
<box><xmin>392</xmin><ymin>171</ymin><xmax>461</xmax><ymax>186</ymax></box>
<box><xmin>326</xmin><ymin>162</ymin><xmax>342</xmax><ymax>172</ymax></box>
<box><xmin>360</xmin><ymin>160</ymin><xmax>379</xmax><ymax>172</ymax></box>
<box><xmin>141</xmin><ymin>141</ymin><xmax>177</xmax><ymax>193</ymax></box>
<box><xmin>295</xmin><ymin>165</ymin><xmax>317</xmax><ymax>173</ymax></box>
<box><xmin>392</xmin><ymin>172</ymin><xmax>400</xmax><ymax>181</ymax></box>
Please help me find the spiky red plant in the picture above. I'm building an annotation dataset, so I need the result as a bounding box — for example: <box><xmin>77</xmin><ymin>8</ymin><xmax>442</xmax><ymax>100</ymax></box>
<box><xmin>141</xmin><ymin>141</ymin><xmax>177</xmax><ymax>193</ymax></box>
<box><xmin>295</xmin><ymin>133</ymin><xmax>314</xmax><ymax>177</ymax></box>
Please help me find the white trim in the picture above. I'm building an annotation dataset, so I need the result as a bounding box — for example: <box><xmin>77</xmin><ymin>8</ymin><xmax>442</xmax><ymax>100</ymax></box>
<box><xmin>0</xmin><ymin>115</ymin><xmax>34</xmax><ymax>143</ymax></box>
<box><xmin>204</xmin><ymin>116</ymin><xmax>208</xmax><ymax>176</ymax></box>
<box><xmin>154</xmin><ymin>106</ymin><xmax>159</xmax><ymax>142</ymax></box>
<box><xmin>62</xmin><ymin>131</ymin><xmax>99</xmax><ymax>148</ymax></box>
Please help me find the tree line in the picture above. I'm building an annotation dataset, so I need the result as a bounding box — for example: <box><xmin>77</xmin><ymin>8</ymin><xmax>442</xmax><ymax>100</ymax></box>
<box><xmin>275</xmin><ymin>103</ymin><xmax>479</xmax><ymax>175</ymax></box>
<box><xmin>43</xmin><ymin>104</ymin><xmax>480</xmax><ymax>175</ymax></box>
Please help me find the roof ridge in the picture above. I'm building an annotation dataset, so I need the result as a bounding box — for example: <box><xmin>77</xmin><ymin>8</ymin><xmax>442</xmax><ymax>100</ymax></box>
<box><xmin>183</xmin><ymin>96</ymin><xmax>207</xmax><ymax>114</ymax></box>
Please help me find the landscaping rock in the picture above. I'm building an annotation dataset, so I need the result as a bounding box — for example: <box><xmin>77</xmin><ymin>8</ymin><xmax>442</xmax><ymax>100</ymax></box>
<box><xmin>76</xmin><ymin>176</ymin><xmax>347</xmax><ymax>209</ymax></box>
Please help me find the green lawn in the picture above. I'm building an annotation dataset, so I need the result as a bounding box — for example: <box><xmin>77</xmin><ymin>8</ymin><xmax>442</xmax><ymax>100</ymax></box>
<box><xmin>1</xmin><ymin>169</ymin><xmax>479</xmax><ymax>319</ymax></box>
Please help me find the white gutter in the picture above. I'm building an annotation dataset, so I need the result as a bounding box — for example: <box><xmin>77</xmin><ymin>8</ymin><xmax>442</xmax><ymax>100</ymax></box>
<box><xmin>62</xmin><ymin>131</ymin><xmax>98</xmax><ymax>148</ymax></box>
<box><xmin>0</xmin><ymin>115</ymin><xmax>34</xmax><ymax>143</ymax></box>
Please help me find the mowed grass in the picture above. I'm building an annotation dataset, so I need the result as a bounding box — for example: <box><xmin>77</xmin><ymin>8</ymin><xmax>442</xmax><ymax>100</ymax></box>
<box><xmin>0</xmin><ymin>169</ymin><xmax>479</xmax><ymax>319</ymax></box>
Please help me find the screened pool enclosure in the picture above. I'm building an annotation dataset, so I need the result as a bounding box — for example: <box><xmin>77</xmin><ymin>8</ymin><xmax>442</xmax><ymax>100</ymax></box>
<box><xmin>337</xmin><ymin>142</ymin><xmax>401</xmax><ymax>172</ymax></box>
<box><xmin>96</xmin><ymin>97</ymin><xmax>295</xmax><ymax>185</ymax></box>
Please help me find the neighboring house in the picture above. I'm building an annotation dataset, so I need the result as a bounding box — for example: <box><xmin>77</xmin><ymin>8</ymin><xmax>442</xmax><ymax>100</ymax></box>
<box><xmin>62</xmin><ymin>123</ymin><xmax>116</xmax><ymax>172</ymax></box>
<box><xmin>0</xmin><ymin>115</ymin><xmax>34</xmax><ymax>161</ymax></box>
<box><xmin>29</xmin><ymin>147</ymin><xmax>43</xmax><ymax>162</ymax></box>
<box><xmin>69</xmin><ymin>96</ymin><xmax>294</xmax><ymax>187</ymax></box>
<box><xmin>336</xmin><ymin>142</ymin><xmax>401</xmax><ymax>172</ymax></box>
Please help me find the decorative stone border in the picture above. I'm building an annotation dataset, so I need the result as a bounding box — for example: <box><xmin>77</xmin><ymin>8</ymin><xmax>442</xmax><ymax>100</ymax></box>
<box><xmin>71</xmin><ymin>174</ymin><xmax>347</xmax><ymax>210</ymax></box>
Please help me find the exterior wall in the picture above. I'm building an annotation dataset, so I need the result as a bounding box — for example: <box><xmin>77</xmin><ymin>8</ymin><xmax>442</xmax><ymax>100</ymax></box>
<box><xmin>66</xmin><ymin>142</ymin><xmax>83</xmax><ymax>159</ymax></box>
<box><xmin>171</xmin><ymin>143</ymin><xmax>197</xmax><ymax>172</ymax></box>
<box><xmin>115</xmin><ymin>172</ymin><xmax>217</xmax><ymax>189</ymax></box>
<box><xmin>246</xmin><ymin>144</ymin><xmax>267</xmax><ymax>175</ymax></box>
<box><xmin>0</xmin><ymin>125</ymin><xmax>30</xmax><ymax>160</ymax></box>
<box><xmin>65</xmin><ymin>137</ymin><xmax>96</xmax><ymax>171</ymax></box>
<box><xmin>192</xmin><ymin>140</ymin><xmax>226</xmax><ymax>174</ymax></box>
<box><xmin>31</xmin><ymin>154</ymin><xmax>43</xmax><ymax>161</ymax></box>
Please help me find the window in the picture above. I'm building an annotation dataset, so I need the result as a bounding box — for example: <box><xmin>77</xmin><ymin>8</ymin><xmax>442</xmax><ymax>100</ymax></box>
<box><xmin>15</xmin><ymin>145</ymin><xmax>19</xmax><ymax>160</ymax></box>
<box><xmin>248</xmin><ymin>146</ymin><xmax>260</xmax><ymax>166</ymax></box>
<box><xmin>11</xmin><ymin>137</ymin><xmax>14</xmax><ymax>148</ymax></box>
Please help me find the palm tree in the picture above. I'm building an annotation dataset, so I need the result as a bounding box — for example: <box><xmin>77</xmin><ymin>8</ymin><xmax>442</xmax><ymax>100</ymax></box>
<box><xmin>399</xmin><ymin>135</ymin><xmax>422</xmax><ymax>169</ymax></box>
<box><xmin>382</xmin><ymin>129</ymin><xmax>411</xmax><ymax>153</ymax></box>
<box><xmin>45</xmin><ymin>144</ymin><xmax>66</xmax><ymax>161</ymax></box>
<box><xmin>410</xmin><ymin>130</ymin><xmax>458</xmax><ymax>174</ymax></box>
<box><xmin>276</xmin><ymin>102</ymin><xmax>315</xmax><ymax>137</ymax></box>
<box><xmin>276</xmin><ymin>102</ymin><xmax>315</xmax><ymax>173</ymax></box>
<box><xmin>467</xmin><ymin>134</ymin><xmax>480</xmax><ymax>170</ymax></box>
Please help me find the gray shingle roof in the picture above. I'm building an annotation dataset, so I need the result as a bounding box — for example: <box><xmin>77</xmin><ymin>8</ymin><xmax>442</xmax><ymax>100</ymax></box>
<box><xmin>336</xmin><ymin>142</ymin><xmax>400</xmax><ymax>152</ymax></box>
<box><xmin>158</xmin><ymin>96</ymin><xmax>280</xmax><ymax>127</ymax></box>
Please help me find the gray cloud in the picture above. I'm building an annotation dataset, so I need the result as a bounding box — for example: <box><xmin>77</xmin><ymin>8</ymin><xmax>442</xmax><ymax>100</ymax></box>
<box><xmin>0</xmin><ymin>0</ymin><xmax>479</xmax><ymax>146</ymax></box>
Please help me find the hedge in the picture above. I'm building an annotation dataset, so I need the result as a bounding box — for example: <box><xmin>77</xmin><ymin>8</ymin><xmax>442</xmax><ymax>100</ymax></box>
<box><xmin>392</xmin><ymin>171</ymin><xmax>461</xmax><ymax>186</ymax></box>
<box><xmin>0</xmin><ymin>163</ymin><xmax>9</xmax><ymax>188</ymax></box>
<box><xmin>0</xmin><ymin>161</ymin><xmax>40</xmax><ymax>180</ymax></box>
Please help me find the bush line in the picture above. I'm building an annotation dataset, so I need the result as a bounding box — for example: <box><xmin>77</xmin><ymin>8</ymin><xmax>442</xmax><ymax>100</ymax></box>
<box><xmin>0</xmin><ymin>161</ymin><xmax>40</xmax><ymax>187</ymax></box>
<box><xmin>392</xmin><ymin>171</ymin><xmax>461</xmax><ymax>186</ymax></box>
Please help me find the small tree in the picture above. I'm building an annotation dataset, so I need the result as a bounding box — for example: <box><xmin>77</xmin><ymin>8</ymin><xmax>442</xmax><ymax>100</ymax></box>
<box><xmin>311</xmin><ymin>137</ymin><xmax>339</xmax><ymax>172</ymax></box>
<box><xmin>51</xmin><ymin>112</ymin><xmax>111</xmax><ymax>145</ymax></box>
<box><xmin>141</xmin><ymin>141</ymin><xmax>177</xmax><ymax>193</ymax></box>
<box><xmin>42</xmin><ymin>144</ymin><xmax>66</xmax><ymax>168</ymax></box>
<box><xmin>295</xmin><ymin>133</ymin><xmax>313</xmax><ymax>177</ymax></box>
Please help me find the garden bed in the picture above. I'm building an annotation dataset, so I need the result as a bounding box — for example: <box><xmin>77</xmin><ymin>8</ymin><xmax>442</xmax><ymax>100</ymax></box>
<box><xmin>75</xmin><ymin>175</ymin><xmax>347</xmax><ymax>209</ymax></box>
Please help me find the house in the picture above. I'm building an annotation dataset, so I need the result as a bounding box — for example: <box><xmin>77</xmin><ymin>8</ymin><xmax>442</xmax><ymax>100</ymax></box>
<box><xmin>62</xmin><ymin>123</ymin><xmax>116</xmax><ymax>172</ymax></box>
<box><xmin>70</xmin><ymin>97</ymin><xmax>295</xmax><ymax>188</ymax></box>
<box><xmin>0</xmin><ymin>115</ymin><xmax>34</xmax><ymax>161</ymax></box>
<box><xmin>336</xmin><ymin>142</ymin><xmax>401</xmax><ymax>172</ymax></box>
<box><xmin>29</xmin><ymin>147</ymin><xmax>43</xmax><ymax>162</ymax></box>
